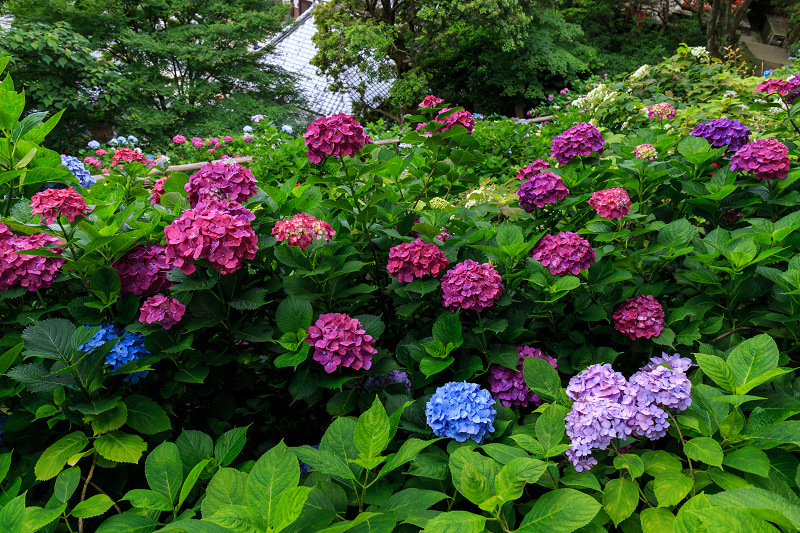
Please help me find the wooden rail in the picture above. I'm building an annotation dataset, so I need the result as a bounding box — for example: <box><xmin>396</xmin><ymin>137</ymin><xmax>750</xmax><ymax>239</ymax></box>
<box><xmin>89</xmin><ymin>116</ymin><xmax>554</xmax><ymax>179</ymax></box>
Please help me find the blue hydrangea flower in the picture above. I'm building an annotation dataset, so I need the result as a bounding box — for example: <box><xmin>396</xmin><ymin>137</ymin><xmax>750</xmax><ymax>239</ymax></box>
<box><xmin>243</xmin><ymin>125</ymin><xmax>254</xmax><ymax>133</ymax></box>
<box><xmin>60</xmin><ymin>155</ymin><xmax>96</xmax><ymax>188</ymax></box>
<box><xmin>127</xmin><ymin>135</ymin><xmax>138</xmax><ymax>144</ymax></box>
<box><xmin>299</xmin><ymin>443</ymin><xmax>319</xmax><ymax>474</ymax></box>
<box><xmin>426</xmin><ymin>382</ymin><xmax>495</xmax><ymax>443</ymax></box>
<box><xmin>108</xmin><ymin>138</ymin><xmax>119</xmax><ymax>146</ymax></box>
<box><xmin>88</xmin><ymin>140</ymin><xmax>101</xmax><ymax>150</ymax></box>
<box><xmin>79</xmin><ymin>324</ymin><xmax>150</xmax><ymax>384</ymax></box>
<box><xmin>282</xmin><ymin>124</ymin><xmax>294</xmax><ymax>135</ymax></box>
<box><xmin>116</xmin><ymin>136</ymin><xmax>128</xmax><ymax>145</ymax></box>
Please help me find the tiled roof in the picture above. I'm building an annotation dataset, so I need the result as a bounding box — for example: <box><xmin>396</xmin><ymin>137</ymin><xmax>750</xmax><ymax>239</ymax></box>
<box><xmin>261</xmin><ymin>4</ymin><xmax>394</xmax><ymax>117</ymax></box>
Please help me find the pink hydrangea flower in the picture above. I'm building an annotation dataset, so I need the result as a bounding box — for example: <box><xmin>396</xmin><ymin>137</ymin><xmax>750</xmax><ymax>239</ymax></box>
<box><xmin>304</xmin><ymin>113</ymin><xmax>370</xmax><ymax>164</ymax></box>
<box><xmin>588</xmin><ymin>188</ymin><xmax>631</xmax><ymax>219</ymax></box>
<box><xmin>173</xmin><ymin>135</ymin><xmax>187</xmax><ymax>144</ymax></box>
<box><xmin>191</xmin><ymin>137</ymin><xmax>204</xmax><ymax>149</ymax></box>
<box><xmin>306</xmin><ymin>313</ymin><xmax>376</xmax><ymax>373</ymax></box>
<box><xmin>612</xmin><ymin>295</ymin><xmax>665</xmax><ymax>340</ymax></box>
<box><xmin>756</xmin><ymin>78</ymin><xmax>800</xmax><ymax>104</ymax></box>
<box><xmin>0</xmin><ymin>227</ymin><xmax>66</xmax><ymax>291</ymax></box>
<box><xmin>730</xmin><ymin>139</ymin><xmax>790</xmax><ymax>181</ymax></box>
<box><xmin>224</xmin><ymin>136</ymin><xmax>233</xmax><ymax>142</ymax></box>
<box><xmin>440</xmin><ymin>260</ymin><xmax>503</xmax><ymax>312</ymax></box>
<box><xmin>111</xmin><ymin>148</ymin><xmax>148</xmax><ymax>167</ymax></box>
<box><xmin>647</xmin><ymin>102</ymin><xmax>676</xmax><ymax>120</ymax></box>
<box><xmin>516</xmin><ymin>159</ymin><xmax>551</xmax><ymax>181</ymax></box>
<box><xmin>185</xmin><ymin>162</ymin><xmax>257</xmax><ymax>207</ymax></box>
<box><xmin>272</xmin><ymin>213</ymin><xmax>336</xmax><ymax>249</ymax></box>
<box><xmin>83</xmin><ymin>156</ymin><xmax>102</xmax><ymax>169</ymax></box>
<box><xmin>101</xmin><ymin>169</ymin><xmax>110</xmax><ymax>175</ymax></box>
<box><xmin>419</xmin><ymin>95</ymin><xmax>444</xmax><ymax>108</ymax></box>
<box><xmin>488</xmin><ymin>346</ymin><xmax>558</xmax><ymax>408</ymax></box>
<box><xmin>95</xmin><ymin>149</ymin><xmax>107</xmax><ymax>156</ymax></box>
<box><xmin>30</xmin><ymin>188</ymin><xmax>92</xmax><ymax>224</ymax></box>
<box><xmin>550</xmin><ymin>123</ymin><xmax>605</xmax><ymax>164</ymax></box>
<box><xmin>633</xmin><ymin>144</ymin><xmax>658</xmax><ymax>161</ymax></box>
<box><xmin>150</xmin><ymin>177</ymin><xmax>168</xmax><ymax>205</ymax></box>
<box><xmin>164</xmin><ymin>202</ymin><xmax>257</xmax><ymax>275</ymax></box>
<box><xmin>420</xmin><ymin>108</ymin><xmax>475</xmax><ymax>134</ymax></box>
<box><xmin>517</xmin><ymin>172</ymin><xmax>569</xmax><ymax>212</ymax></box>
<box><xmin>531</xmin><ymin>232</ymin><xmax>595</xmax><ymax>276</ymax></box>
<box><xmin>386</xmin><ymin>238</ymin><xmax>449</xmax><ymax>282</ymax></box>
<box><xmin>113</xmin><ymin>244</ymin><xmax>174</xmax><ymax>296</ymax></box>
<box><xmin>139</xmin><ymin>295</ymin><xmax>186</xmax><ymax>329</ymax></box>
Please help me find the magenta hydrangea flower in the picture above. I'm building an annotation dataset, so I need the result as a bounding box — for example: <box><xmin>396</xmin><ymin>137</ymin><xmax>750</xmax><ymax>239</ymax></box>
<box><xmin>517</xmin><ymin>172</ymin><xmax>569</xmax><ymax>212</ymax></box>
<box><xmin>516</xmin><ymin>159</ymin><xmax>551</xmax><ymax>181</ymax></box>
<box><xmin>272</xmin><ymin>213</ymin><xmax>336</xmax><ymax>249</ymax></box>
<box><xmin>550</xmin><ymin>123</ymin><xmax>605</xmax><ymax>165</ymax></box>
<box><xmin>224</xmin><ymin>136</ymin><xmax>233</xmax><ymax>142</ymax></box>
<box><xmin>191</xmin><ymin>137</ymin><xmax>204</xmax><ymax>149</ymax></box>
<box><xmin>434</xmin><ymin>108</ymin><xmax>475</xmax><ymax>134</ymax></box>
<box><xmin>173</xmin><ymin>135</ymin><xmax>187</xmax><ymax>144</ymax></box>
<box><xmin>139</xmin><ymin>295</ymin><xmax>186</xmax><ymax>330</ymax></box>
<box><xmin>690</xmin><ymin>118</ymin><xmax>751</xmax><ymax>151</ymax></box>
<box><xmin>386</xmin><ymin>238</ymin><xmax>449</xmax><ymax>283</ymax></box>
<box><xmin>647</xmin><ymin>102</ymin><xmax>676</xmax><ymax>120</ymax></box>
<box><xmin>588</xmin><ymin>188</ymin><xmax>631</xmax><ymax>220</ymax></box>
<box><xmin>531</xmin><ymin>232</ymin><xmax>595</xmax><ymax>276</ymax></box>
<box><xmin>488</xmin><ymin>346</ymin><xmax>557</xmax><ymax>408</ymax></box>
<box><xmin>633</xmin><ymin>144</ymin><xmax>658</xmax><ymax>161</ymax></box>
<box><xmin>150</xmin><ymin>177</ymin><xmax>168</xmax><ymax>206</ymax></box>
<box><xmin>756</xmin><ymin>77</ymin><xmax>800</xmax><ymax>104</ymax></box>
<box><xmin>306</xmin><ymin>313</ymin><xmax>376</xmax><ymax>373</ymax></box>
<box><xmin>419</xmin><ymin>95</ymin><xmax>444</xmax><ymax>108</ymax></box>
<box><xmin>304</xmin><ymin>113</ymin><xmax>370</xmax><ymax>164</ymax></box>
<box><xmin>30</xmin><ymin>188</ymin><xmax>92</xmax><ymax>224</ymax></box>
<box><xmin>111</xmin><ymin>148</ymin><xmax>148</xmax><ymax>167</ymax></box>
<box><xmin>0</xmin><ymin>229</ymin><xmax>66</xmax><ymax>291</ymax></box>
<box><xmin>185</xmin><ymin>162</ymin><xmax>257</xmax><ymax>207</ymax></box>
<box><xmin>164</xmin><ymin>202</ymin><xmax>257</xmax><ymax>275</ymax></box>
<box><xmin>730</xmin><ymin>139</ymin><xmax>790</xmax><ymax>181</ymax></box>
<box><xmin>721</xmin><ymin>207</ymin><xmax>743</xmax><ymax>224</ymax></box>
<box><xmin>440</xmin><ymin>260</ymin><xmax>503</xmax><ymax>312</ymax></box>
<box><xmin>612</xmin><ymin>294</ymin><xmax>665</xmax><ymax>340</ymax></box>
<box><xmin>113</xmin><ymin>245</ymin><xmax>174</xmax><ymax>296</ymax></box>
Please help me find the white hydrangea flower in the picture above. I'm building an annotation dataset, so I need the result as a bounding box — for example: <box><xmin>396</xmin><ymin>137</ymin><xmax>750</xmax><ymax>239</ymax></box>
<box><xmin>723</xmin><ymin>90</ymin><xmax>736</xmax><ymax>98</ymax></box>
<box><xmin>689</xmin><ymin>47</ymin><xmax>710</xmax><ymax>61</ymax></box>
<box><xmin>630</xmin><ymin>64</ymin><xmax>650</xmax><ymax>80</ymax></box>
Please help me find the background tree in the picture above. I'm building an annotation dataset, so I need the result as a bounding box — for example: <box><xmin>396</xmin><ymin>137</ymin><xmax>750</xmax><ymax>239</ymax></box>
<box><xmin>0</xmin><ymin>22</ymin><xmax>123</xmax><ymax>152</ymax></box>
<box><xmin>4</xmin><ymin>0</ymin><xmax>304</xmax><ymax>147</ymax></box>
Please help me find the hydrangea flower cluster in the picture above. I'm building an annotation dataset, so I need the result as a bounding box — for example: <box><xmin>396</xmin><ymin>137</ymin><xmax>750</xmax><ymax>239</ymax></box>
<box><xmin>756</xmin><ymin>77</ymin><xmax>800</xmax><ymax>105</ymax></box>
<box><xmin>113</xmin><ymin>244</ymin><xmax>174</xmax><ymax>295</ymax></box>
<box><xmin>0</xmin><ymin>227</ymin><xmax>66</xmax><ymax>291</ymax></box>
<box><xmin>111</xmin><ymin>148</ymin><xmax>148</xmax><ymax>167</ymax></box>
<box><xmin>690</xmin><ymin>118</ymin><xmax>751</xmax><ymax>151</ymax></box>
<box><xmin>517</xmin><ymin>172</ymin><xmax>569</xmax><ymax>212</ymax></box>
<box><xmin>440</xmin><ymin>260</ymin><xmax>503</xmax><ymax>312</ymax></box>
<box><xmin>61</xmin><ymin>155</ymin><xmax>96</xmax><ymax>188</ymax></box>
<box><xmin>83</xmin><ymin>156</ymin><xmax>102</xmax><ymax>169</ymax></box>
<box><xmin>305</xmin><ymin>313</ymin><xmax>376</xmax><ymax>373</ymax></box>
<box><xmin>191</xmin><ymin>137</ymin><xmax>204</xmax><ymax>149</ymax></box>
<box><xmin>589</xmin><ymin>188</ymin><xmax>631</xmax><ymax>220</ymax></box>
<box><xmin>304</xmin><ymin>113</ymin><xmax>370</xmax><ymax>163</ymax></box>
<box><xmin>386</xmin><ymin>238</ymin><xmax>449</xmax><ymax>283</ymax></box>
<box><xmin>364</xmin><ymin>369</ymin><xmax>412</xmax><ymax>393</ymax></box>
<box><xmin>150</xmin><ymin>177</ymin><xmax>168</xmax><ymax>205</ymax></box>
<box><xmin>96</xmin><ymin>149</ymin><xmax>107</xmax><ymax>157</ymax></box>
<box><xmin>432</xmin><ymin>108</ymin><xmax>475</xmax><ymax>134</ymax></box>
<box><xmin>550</xmin><ymin>123</ymin><xmax>606</xmax><ymax>164</ymax></box>
<box><xmin>730</xmin><ymin>139</ymin><xmax>790</xmax><ymax>181</ymax></box>
<box><xmin>173</xmin><ymin>135</ymin><xmax>186</xmax><ymax>144</ymax></box>
<box><xmin>88</xmin><ymin>140</ymin><xmax>101</xmax><ymax>150</ymax></box>
<box><xmin>164</xmin><ymin>202</ymin><xmax>257</xmax><ymax>275</ymax></box>
<box><xmin>721</xmin><ymin>207</ymin><xmax>743</xmax><ymax>224</ymax></box>
<box><xmin>426</xmin><ymin>382</ymin><xmax>496</xmax><ymax>443</ymax></box>
<box><xmin>612</xmin><ymin>294</ymin><xmax>665</xmax><ymax>340</ymax></box>
<box><xmin>647</xmin><ymin>102</ymin><xmax>676</xmax><ymax>120</ymax></box>
<box><xmin>139</xmin><ymin>295</ymin><xmax>186</xmax><ymax>330</ymax></box>
<box><xmin>251</xmin><ymin>114</ymin><xmax>266</xmax><ymax>123</ymax></box>
<box><xmin>488</xmin><ymin>346</ymin><xmax>557</xmax><ymax>408</ymax></box>
<box><xmin>531</xmin><ymin>232</ymin><xmax>595</xmax><ymax>276</ymax></box>
<box><xmin>30</xmin><ymin>187</ymin><xmax>92</xmax><ymax>224</ymax></box>
<box><xmin>272</xmin><ymin>213</ymin><xmax>336</xmax><ymax>249</ymax></box>
<box><xmin>632</xmin><ymin>144</ymin><xmax>658</xmax><ymax>161</ymax></box>
<box><xmin>79</xmin><ymin>323</ymin><xmax>150</xmax><ymax>384</ymax></box>
<box><xmin>516</xmin><ymin>159</ymin><xmax>551</xmax><ymax>181</ymax></box>
<box><xmin>419</xmin><ymin>95</ymin><xmax>444</xmax><ymax>108</ymax></box>
<box><xmin>564</xmin><ymin>356</ymin><xmax>692</xmax><ymax>470</ymax></box>
<box><xmin>185</xmin><ymin>162</ymin><xmax>257</xmax><ymax>207</ymax></box>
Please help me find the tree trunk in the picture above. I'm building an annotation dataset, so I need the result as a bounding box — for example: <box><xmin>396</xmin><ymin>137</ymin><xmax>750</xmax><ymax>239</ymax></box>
<box><xmin>515</xmin><ymin>94</ymin><xmax>525</xmax><ymax>118</ymax></box>
<box><xmin>706</xmin><ymin>0</ymin><xmax>723</xmax><ymax>58</ymax></box>
<box><xmin>724</xmin><ymin>0</ymin><xmax>754</xmax><ymax>50</ymax></box>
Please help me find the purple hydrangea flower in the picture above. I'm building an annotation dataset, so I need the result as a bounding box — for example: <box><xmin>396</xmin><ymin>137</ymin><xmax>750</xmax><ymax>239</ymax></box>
<box><xmin>531</xmin><ymin>232</ymin><xmax>595</xmax><ymax>276</ymax></box>
<box><xmin>550</xmin><ymin>123</ymin><xmax>605</xmax><ymax>165</ymax></box>
<box><xmin>690</xmin><ymin>118</ymin><xmax>751</xmax><ymax>151</ymax></box>
<box><xmin>426</xmin><ymin>382</ymin><xmax>496</xmax><ymax>443</ymax></box>
<box><xmin>517</xmin><ymin>172</ymin><xmax>569</xmax><ymax>212</ymax></box>
<box><xmin>487</xmin><ymin>346</ymin><xmax>557</xmax><ymax>407</ymax></box>
<box><xmin>364</xmin><ymin>369</ymin><xmax>412</xmax><ymax>393</ymax></box>
<box><xmin>440</xmin><ymin>260</ymin><xmax>503</xmax><ymax>312</ymax></box>
<box><xmin>642</xmin><ymin>353</ymin><xmax>693</xmax><ymax>373</ymax></box>
<box><xmin>566</xmin><ymin>363</ymin><xmax>627</xmax><ymax>402</ymax></box>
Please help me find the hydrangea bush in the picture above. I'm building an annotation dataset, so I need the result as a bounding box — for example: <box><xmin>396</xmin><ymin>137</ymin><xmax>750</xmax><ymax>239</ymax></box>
<box><xmin>1</xmin><ymin>50</ymin><xmax>800</xmax><ymax>533</ymax></box>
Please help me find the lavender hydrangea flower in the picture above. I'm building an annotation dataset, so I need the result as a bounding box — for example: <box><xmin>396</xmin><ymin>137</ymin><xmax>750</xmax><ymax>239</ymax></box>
<box><xmin>690</xmin><ymin>118</ymin><xmax>751</xmax><ymax>151</ymax></box>
<box><xmin>88</xmin><ymin>140</ymin><xmax>101</xmax><ymax>150</ymax></box>
<box><xmin>566</xmin><ymin>363</ymin><xmax>627</xmax><ymax>402</ymax></box>
<box><xmin>426</xmin><ymin>382</ymin><xmax>496</xmax><ymax>443</ymax></box>
<box><xmin>61</xmin><ymin>155</ymin><xmax>96</xmax><ymax>188</ymax></box>
<box><xmin>643</xmin><ymin>353</ymin><xmax>693</xmax><ymax>373</ymax></box>
<box><xmin>282</xmin><ymin>124</ymin><xmax>294</xmax><ymax>134</ymax></box>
